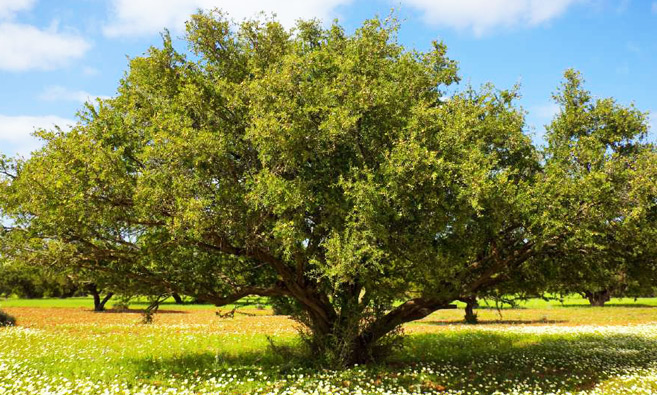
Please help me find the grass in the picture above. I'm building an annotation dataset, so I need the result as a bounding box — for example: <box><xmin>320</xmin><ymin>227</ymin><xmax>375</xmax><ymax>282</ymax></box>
<box><xmin>3</xmin><ymin>294</ymin><xmax>655</xmax><ymax>310</ymax></box>
<box><xmin>2</xmin><ymin>297</ymin><xmax>657</xmax><ymax>394</ymax></box>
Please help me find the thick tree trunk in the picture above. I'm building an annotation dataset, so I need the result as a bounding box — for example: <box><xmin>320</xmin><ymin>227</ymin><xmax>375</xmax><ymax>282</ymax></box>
<box><xmin>172</xmin><ymin>293</ymin><xmax>183</xmax><ymax>304</ymax></box>
<box><xmin>342</xmin><ymin>298</ymin><xmax>456</xmax><ymax>365</ymax></box>
<box><xmin>584</xmin><ymin>290</ymin><xmax>611</xmax><ymax>307</ymax></box>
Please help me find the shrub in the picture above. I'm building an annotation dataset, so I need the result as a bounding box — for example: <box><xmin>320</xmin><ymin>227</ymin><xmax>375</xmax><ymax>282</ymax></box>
<box><xmin>0</xmin><ymin>309</ymin><xmax>16</xmax><ymax>327</ymax></box>
<box><xmin>270</xmin><ymin>296</ymin><xmax>303</xmax><ymax>316</ymax></box>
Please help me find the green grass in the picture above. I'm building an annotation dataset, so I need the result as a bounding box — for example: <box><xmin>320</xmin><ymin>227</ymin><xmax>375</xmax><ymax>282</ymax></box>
<box><xmin>450</xmin><ymin>295</ymin><xmax>657</xmax><ymax>309</ymax></box>
<box><xmin>3</xmin><ymin>297</ymin><xmax>657</xmax><ymax>394</ymax></box>
<box><xmin>3</xmin><ymin>294</ymin><xmax>656</xmax><ymax>310</ymax></box>
<box><xmin>2</xmin><ymin>319</ymin><xmax>657</xmax><ymax>394</ymax></box>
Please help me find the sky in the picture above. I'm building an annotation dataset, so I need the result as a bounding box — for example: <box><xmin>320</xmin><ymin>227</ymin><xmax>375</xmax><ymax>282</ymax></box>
<box><xmin>0</xmin><ymin>0</ymin><xmax>655</xmax><ymax>157</ymax></box>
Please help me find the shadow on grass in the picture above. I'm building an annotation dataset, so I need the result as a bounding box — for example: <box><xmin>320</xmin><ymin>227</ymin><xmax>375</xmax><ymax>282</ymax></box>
<box><xmin>471</xmin><ymin>305</ymin><xmax>528</xmax><ymax>310</ymax></box>
<box><xmin>103</xmin><ymin>309</ymin><xmax>188</xmax><ymax>314</ymax></box>
<box><xmin>395</xmin><ymin>331</ymin><xmax>657</xmax><ymax>392</ymax></box>
<box><xmin>125</xmin><ymin>338</ymin><xmax>308</xmax><ymax>380</ymax></box>
<box><xmin>421</xmin><ymin>318</ymin><xmax>568</xmax><ymax>325</ymax></box>
<box><xmin>121</xmin><ymin>330</ymin><xmax>657</xmax><ymax>393</ymax></box>
<box><xmin>557</xmin><ymin>303</ymin><xmax>656</xmax><ymax>308</ymax></box>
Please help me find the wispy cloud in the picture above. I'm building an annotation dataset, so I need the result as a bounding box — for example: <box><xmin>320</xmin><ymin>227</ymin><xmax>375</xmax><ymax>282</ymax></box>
<box><xmin>626</xmin><ymin>41</ymin><xmax>641</xmax><ymax>54</ymax></box>
<box><xmin>0</xmin><ymin>114</ymin><xmax>74</xmax><ymax>157</ymax></box>
<box><xmin>652</xmin><ymin>1</ymin><xmax>657</xmax><ymax>14</ymax></box>
<box><xmin>39</xmin><ymin>85</ymin><xmax>110</xmax><ymax>103</ymax></box>
<box><xmin>0</xmin><ymin>1</ymin><xmax>91</xmax><ymax>72</ymax></box>
<box><xmin>103</xmin><ymin>0</ymin><xmax>352</xmax><ymax>38</ymax></box>
<box><xmin>0</xmin><ymin>0</ymin><xmax>35</xmax><ymax>20</ymax></box>
<box><xmin>0</xmin><ymin>22</ymin><xmax>91</xmax><ymax>72</ymax></box>
<box><xmin>404</xmin><ymin>0</ymin><xmax>581</xmax><ymax>36</ymax></box>
<box><xmin>533</xmin><ymin>103</ymin><xmax>561</xmax><ymax>121</ymax></box>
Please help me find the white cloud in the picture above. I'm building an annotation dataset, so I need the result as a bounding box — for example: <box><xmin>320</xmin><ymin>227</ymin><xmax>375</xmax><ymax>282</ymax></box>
<box><xmin>0</xmin><ymin>114</ymin><xmax>74</xmax><ymax>157</ymax></box>
<box><xmin>39</xmin><ymin>85</ymin><xmax>111</xmax><ymax>103</ymax></box>
<box><xmin>404</xmin><ymin>0</ymin><xmax>581</xmax><ymax>36</ymax></box>
<box><xmin>103</xmin><ymin>0</ymin><xmax>352</xmax><ymax>38</ymax></box>
<box><xmin>0</xmin><ymin>22</ymin><xmax>91</xmax><ymax>71</ymax></box>
<box><xmin>0</xmin><ymin>0</ymin><xmax>35</xmax><ymax>20</ymax></box>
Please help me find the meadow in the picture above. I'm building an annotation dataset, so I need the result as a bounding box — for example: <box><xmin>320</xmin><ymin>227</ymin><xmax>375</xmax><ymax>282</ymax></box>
<box><xmin>2</xmin><ymin>297</ymin><xmax>657</xmax><ymax>394</ymax></box>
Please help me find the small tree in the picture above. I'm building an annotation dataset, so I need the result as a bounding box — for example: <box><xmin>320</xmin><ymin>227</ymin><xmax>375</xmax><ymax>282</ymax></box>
<box><xmin>537</xmin><ymin>70</ymin><xmax>657</xmax><ymax>307</ymax></box>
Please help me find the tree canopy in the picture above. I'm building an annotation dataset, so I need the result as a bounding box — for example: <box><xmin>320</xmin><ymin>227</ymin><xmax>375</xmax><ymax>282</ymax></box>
<box><xmin>1</xmin><ymin>11</ymin><xmax>655</xmax><ymax>365</ymax></box>
<box><xmin>536</xmin><ymin>70</ymin><xmax>657</xmax><ymax>305</ymax></box>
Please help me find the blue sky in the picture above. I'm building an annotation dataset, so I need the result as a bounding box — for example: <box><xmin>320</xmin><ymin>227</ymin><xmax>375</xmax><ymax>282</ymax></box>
<box><xmin>0</xmin><ymin>0</ymin><xmax>655</xmax><ymax>157</ymax></box>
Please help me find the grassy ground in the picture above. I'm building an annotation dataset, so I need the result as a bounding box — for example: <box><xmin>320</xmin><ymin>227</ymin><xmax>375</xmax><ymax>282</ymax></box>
<box><xmin>2</xmin><ymin>297</ymin><xmax>657</xmax><ymax>394</ymax></box>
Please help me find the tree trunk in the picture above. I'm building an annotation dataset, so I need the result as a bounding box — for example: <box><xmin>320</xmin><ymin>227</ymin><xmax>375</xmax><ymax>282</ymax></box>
<box><xmin>343</xmin><ymin>298</ymin><xmax>456</xmax><ymax>365</ymax></box>
<box><xmin>172</xmin><ymin>293</ymin><xmax>183</xmax><ymax>304</ymax></box>
<box><xmin>98</xmin><ymin>292</ymin><xmax>114</xmax><ymax>311</ymax></box>
<box><xmin>584</xmin><ymin>290</ymin><xmax>611</xmax><ymax>307</ymax></box>
<box><xmin>88</xmin><ymin>284</ymin><xmax>113</xmax><ymax>312</ymax></box>
<box><xmin>462</xmin><ymin>296</ymin><xmax>478</xmax><ymax>324</ymax></box>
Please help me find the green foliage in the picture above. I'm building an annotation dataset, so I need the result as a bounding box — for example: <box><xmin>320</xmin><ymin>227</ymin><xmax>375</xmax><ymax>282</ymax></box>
<box><xmin>0</xmin><ymin>261</ymin><xmax>78</xmax><ymax>299</ymax></box>
<box><xmin>0</xmin><ymin>11</ymin><xmax>654</xmax><ymax>365</ymax></box>
<box><xmin>534</xmin><ymin>70</ymin><xmax>657</xmax><ymax>303</ymax></box>
<box><xmin>270</xmin><ymin>296</ymin><xmax>302</xmax><ymax>316</ymax></box>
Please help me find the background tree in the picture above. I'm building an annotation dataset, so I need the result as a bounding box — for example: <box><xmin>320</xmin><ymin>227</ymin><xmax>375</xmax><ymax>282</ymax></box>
<box><xmin>0</xmin><ymin>261</ymin><xmax>78</xmax><ymax>299</ymax></box>
<box><xmin>536</xmin><ymin>70</ymin><xmax>657</xmax><ymax>306</ymax></box>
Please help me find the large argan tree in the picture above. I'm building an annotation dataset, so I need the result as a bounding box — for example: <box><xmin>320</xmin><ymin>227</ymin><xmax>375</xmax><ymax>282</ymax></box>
<box><xmin>1</xmin><ymin>11</ymin><xmax>654</xmax><ymax>365</ymax></box>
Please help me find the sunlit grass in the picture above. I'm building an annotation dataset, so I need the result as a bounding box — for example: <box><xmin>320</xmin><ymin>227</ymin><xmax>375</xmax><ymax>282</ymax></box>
<box><xmin>2</xmin><ymin>299</ymin><xmax>657</xmax><ymax>394</ymax></box>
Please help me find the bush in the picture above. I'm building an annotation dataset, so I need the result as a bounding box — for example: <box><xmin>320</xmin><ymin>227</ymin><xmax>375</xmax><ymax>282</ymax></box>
<box><xmin>270</xmin><ymin>296</ymin><xmax>303</xmax><ymax>316</ymax></box>
<box><xmin>0</xmin><ymin>309</ymin><xmax>16</xmax><ymax>327</ymax></box>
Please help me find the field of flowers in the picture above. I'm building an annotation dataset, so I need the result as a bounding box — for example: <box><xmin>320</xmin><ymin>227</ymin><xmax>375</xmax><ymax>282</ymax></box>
<box><xmin>2</xmin><ymin>301</ymin><xmax>657</xmax><ymax>394</ymax></box>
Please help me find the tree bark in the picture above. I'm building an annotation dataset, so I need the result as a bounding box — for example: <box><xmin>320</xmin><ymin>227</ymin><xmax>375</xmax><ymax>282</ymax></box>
<box><xmin>461</xmin><ymin>296</ymin><xmax>478</xmax><ymax>324</ymax></box>
<box><xmin>584</xmin><ymin>290</ymin><xmax>611</xmax><ymax>307</ymax></box>
<box><xmin>171</xmin><ymin>293</ymin><xmax>183</xmax><ymax>304</ymax></box>
<box><xmin>88</xmin><ymin>284</ymin><xmax>113</xmax><ymax>312</ymax></box>
<box><xmin>347</xmin><ymin>298</ymin><xmax>455</xmax><ymax>364</ymax></box>
<box><xmin>99</xmin><ymin>292</ymin><xmax>114</xmax><ymax>311</ymax></box>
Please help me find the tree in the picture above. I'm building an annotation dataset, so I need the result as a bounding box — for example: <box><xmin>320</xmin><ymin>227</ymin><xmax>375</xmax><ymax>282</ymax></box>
<box><xmin>536</xmin><ymin>70</ymin><xmax>657</xmax><ymax>306</ymax></box>
<box><xmin>1</xmin><ymin>11</ymin><xmax>654</xmax><ymax>365</ymax></box>
<box><xmin>0</xmin><ymin>258</ymin><xmax>79</xmax><ymax>299</ymax></box>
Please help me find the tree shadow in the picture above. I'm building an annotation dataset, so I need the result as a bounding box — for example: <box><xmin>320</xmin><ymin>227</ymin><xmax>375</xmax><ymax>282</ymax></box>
<box><xmin>558</xmin><ymin>303</ymin><xmax>656</xmax><ymax>308</ymax></box>
<box><xmin>396</xmin><ymin>332</ymin><xmax>657</xmax><ymax>393</ymax></box>
<box><xmin>102</xmin><ymin>309</ymin><xmax>188</xmax><ymax>314</ymax></box>
<box><xmin>123</xmin><ymin>339</ymin><xmax>308</xmax><ymax>381</ymax></box>
<box><xmin>421</xmin><ymin>318</ymin><xmax>568</xmax><ymax>325</ymax></box>
<box><xmin>118</xmin><ymin>331</ymin><xmax>657</xmax><ymax>394</ymax></box>
<box><xmin>473</xmin><ymin>305</ymin><xmax>529</xmax><ymax>310</ymax></box>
